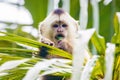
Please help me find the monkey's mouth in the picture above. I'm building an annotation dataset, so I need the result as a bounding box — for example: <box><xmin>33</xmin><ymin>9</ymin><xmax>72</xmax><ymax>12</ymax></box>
<box><xmin>55</xmin><ymin>34</ymin><xmax>65</xmax><ymax>40</ymax></box>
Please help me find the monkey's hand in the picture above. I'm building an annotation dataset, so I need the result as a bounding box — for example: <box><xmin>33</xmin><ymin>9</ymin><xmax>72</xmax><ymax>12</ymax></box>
<box><xmin>57</xmin><ymin>40</ymin><xmax>72</xmax><ymax>54</ymax></box>
<box><xmin>39</xmin><ymin>37</ymin><xmax>54</xmax><ymax>58</ymax></box>
<box><xmin>41</xmin><ymin>37</ymin><xmax>54</xmax><ymax>46</ymax></box>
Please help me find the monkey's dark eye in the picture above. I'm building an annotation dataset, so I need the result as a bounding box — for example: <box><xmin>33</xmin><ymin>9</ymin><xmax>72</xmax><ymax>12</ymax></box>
<box><xmin>62</xmin><ymin>24</ymin><xmax>67</xmax><ymax>27</ymax></box>
<box><xmin>53</xmin><ymin>24</ymin><xmax>59</xmax><ymax>28</ymax></box>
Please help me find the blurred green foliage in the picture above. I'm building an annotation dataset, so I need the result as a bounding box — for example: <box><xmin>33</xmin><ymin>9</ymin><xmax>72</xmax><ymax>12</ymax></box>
<box><xmin>24</xmin><ymin>0</ymin><xmax>120</xmax><ymax>42</ymax></box>
<box><xmin>24</xmin><ymin>0</ymin><xmax>48</xmax><ymax>28</ymax></box>
<box><xmin>0</xmin><ymin>0</ymin><xmax>120</xmax><ymax>80</ymax></box>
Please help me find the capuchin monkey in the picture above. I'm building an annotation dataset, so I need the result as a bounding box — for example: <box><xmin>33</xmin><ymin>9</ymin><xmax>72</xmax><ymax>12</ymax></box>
<box><xmin>38</xmin><ymin>8</ymin><xmax>79</xmax><ymax>80</ymax></box>
<box><xmin>39</xmin><ymin>8</ymin><xmax>79</xmax><ymax>58</ymax></box>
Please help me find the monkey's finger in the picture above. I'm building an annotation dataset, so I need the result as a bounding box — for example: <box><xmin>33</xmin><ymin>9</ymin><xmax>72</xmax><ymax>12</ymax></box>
<box><xmin>50</xmin><ymin>43</ymin><xmax>54</xmax><ymax>46</ymax></box>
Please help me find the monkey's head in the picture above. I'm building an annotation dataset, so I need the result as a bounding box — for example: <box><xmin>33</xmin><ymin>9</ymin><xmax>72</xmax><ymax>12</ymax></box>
<box><xmin>39</xmin><ymin>8</ymin><xmax>79</xmax><ymax>44</ymax></box>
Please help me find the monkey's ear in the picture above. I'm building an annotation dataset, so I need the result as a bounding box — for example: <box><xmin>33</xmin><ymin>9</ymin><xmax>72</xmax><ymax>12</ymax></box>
<box><xmin>38</xmin><ymin>22</ymin><xmax>43</xmax><ymax>35</ymax></box>
<box><xmin>76</xmin><ymin>20</ymin><xmax>80</xmax><ymax>25</ymax></box>
<box><xmin>75</xmin><ymin>20</ymin><xmax>80</xmax><ymax>31</ymax></box>
<box><xmin>38</xmin><ymin>22</ymin><xmax>44</xmax><ymax>42</ymax></box>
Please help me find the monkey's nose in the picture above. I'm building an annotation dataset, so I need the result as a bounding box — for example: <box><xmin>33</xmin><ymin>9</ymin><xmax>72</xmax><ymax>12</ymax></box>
<box><xmin>57</xmin><ymin>28</ymin><xmax>63</xmax><ymax>32</ymax></box>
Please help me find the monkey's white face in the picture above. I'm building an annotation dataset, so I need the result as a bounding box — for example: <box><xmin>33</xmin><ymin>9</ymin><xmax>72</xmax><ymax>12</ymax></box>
<box><xmin>51</xmin><ymin>21</ymin><xmax>68</xmax><ymax>42</ymax></box>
